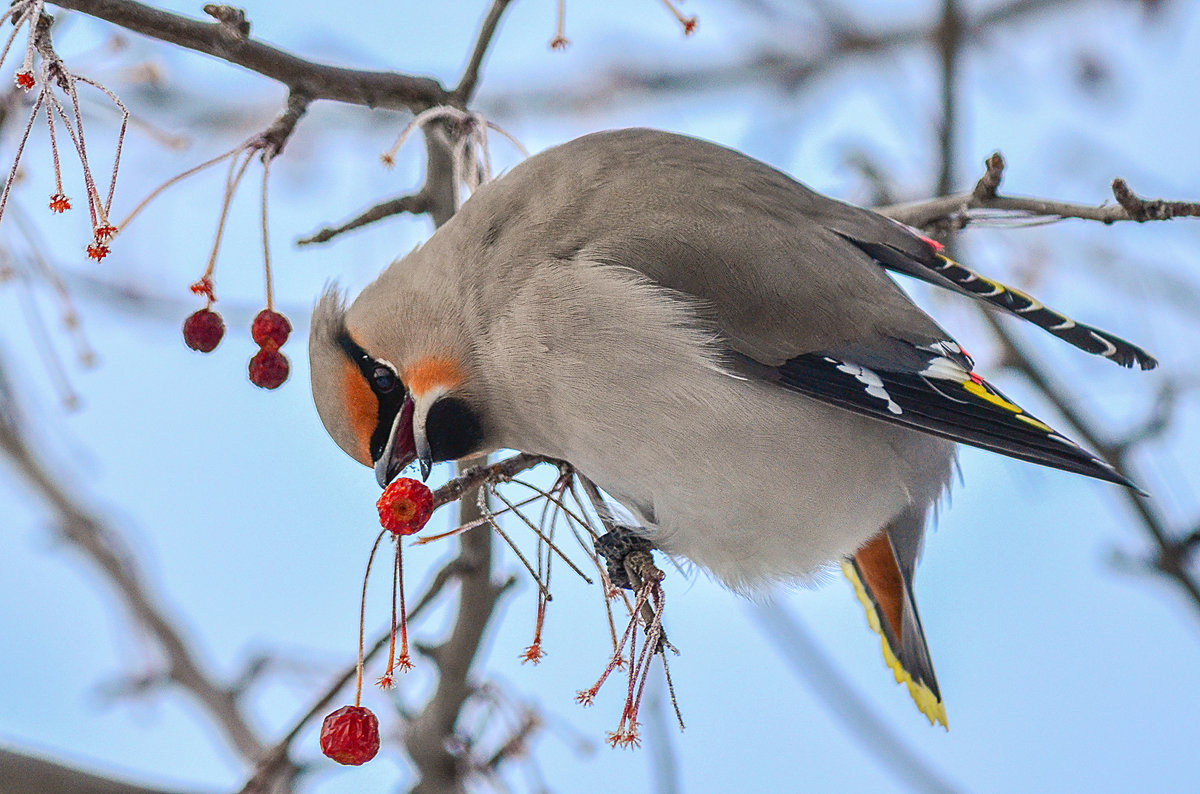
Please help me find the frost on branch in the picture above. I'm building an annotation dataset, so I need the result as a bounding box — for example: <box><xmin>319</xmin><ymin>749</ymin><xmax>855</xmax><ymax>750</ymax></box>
<box><xmin>0</xmin><ymin>4</ymin><xmax>128</xmax><ymax>262</ymax></box>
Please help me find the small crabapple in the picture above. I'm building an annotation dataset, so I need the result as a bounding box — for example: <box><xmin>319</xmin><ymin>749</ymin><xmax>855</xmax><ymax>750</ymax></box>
<box><xmin>319</xmin><ymin>705</ymin><xmax>380</xmax><ymax>766</ymax></box>
<box><xmin>248</xmin><ymin>347</ymin><xmax>289</xmax><ymax>389</ymax></box>
<box><xmin>182</xmin><ymin>309</ymin><xmax>225</xmax><ymax>353</ymax></box>
<box><xmin>251</xmin><ymin>309</ymin><xmax>291</xmax><ymax>349</ymax></box>
<box><xmin>377</xmin><ymin>477</ymin><xmax>435</xmax><ymax>535</ymax></box>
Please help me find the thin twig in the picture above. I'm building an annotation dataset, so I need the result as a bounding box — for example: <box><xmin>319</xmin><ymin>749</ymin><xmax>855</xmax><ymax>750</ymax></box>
<box><xmin>981</xmin><ymin>311</ymin><xmax>1200</xmax><ymax>615</ymax></box>
<box><xmin>453</xmin><ymin>0</ymin><xmax>516</xmax><ymax>103</ymax></box>
<box><xmin>297</xmin><ymin>193</ymin><xmax>430</xmax><ymax>245</ymax></box>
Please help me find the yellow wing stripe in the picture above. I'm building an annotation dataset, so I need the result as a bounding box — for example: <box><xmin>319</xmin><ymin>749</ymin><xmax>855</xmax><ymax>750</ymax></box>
<box><xmin>842</xmin><ymin>561</ymin><xmax>948</xmax><ymax>729</ymax></box>
<box><xmin>962</xmin><ymin>379</ymin><xmax>1021</xmax><ymax>413</ymax></box>
<box><xmin>962</xmin><ymin>379</ymin><xmax>1056</xmax><ymax>433</ymax></box>
<box><xmin>1016</xmin><ymin>413</ymin><xmax>1055</xmax><ymax>433</ymax></box>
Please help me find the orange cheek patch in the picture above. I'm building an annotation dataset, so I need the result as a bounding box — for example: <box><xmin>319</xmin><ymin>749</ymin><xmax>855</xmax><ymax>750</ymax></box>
<box><xmin>404</xmin><ymin>356</ymin><xmax>464</xmax><ymax>397</ymax></box>
<box><xmin>341</xmin><ymin>360</ymin><xmax>377</xmax><ymax>465</ymax></box>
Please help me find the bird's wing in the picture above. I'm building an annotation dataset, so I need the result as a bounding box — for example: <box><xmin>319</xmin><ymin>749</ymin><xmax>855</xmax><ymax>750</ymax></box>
<box><xmin>738</xmin><ymin>336</ymin><xmax>1140</xmax><ymax>491</ymax></box>
<box><xmin>477</xmin><ymin>129</ymin><xmax>1149</xmax><ymax>485</ymax></box>
<box><xmin>537</xmin><ymin>130</ymin><xmax>1155</xmax><ymax>370</ymax></box>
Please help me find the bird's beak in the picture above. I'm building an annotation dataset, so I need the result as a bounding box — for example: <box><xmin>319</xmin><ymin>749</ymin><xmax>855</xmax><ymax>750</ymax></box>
<box><xmin>374</xmin><ymin>395</ymin><xmax>417</xmax><ymax>488</ymax></box>
<box><xmin>413</xmin><ymin>416</ymin><xmax>433</xmax><ymax>482</ymax></box>
<box><xmin>415</xmin><ymin>433</ymin><xmax>433</xmax><ymax>481</ymax></box>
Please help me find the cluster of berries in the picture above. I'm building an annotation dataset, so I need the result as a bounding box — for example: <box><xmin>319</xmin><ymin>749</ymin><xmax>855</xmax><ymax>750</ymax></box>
<box><xmin>320</xmin><ymin>478</ymin><xmax>436</xmax><ymax>767</ymax></box>
<box><xmin>182</xmin><ymin>301</ymin><xmax>293</xmax><ymax>390</ymax></box>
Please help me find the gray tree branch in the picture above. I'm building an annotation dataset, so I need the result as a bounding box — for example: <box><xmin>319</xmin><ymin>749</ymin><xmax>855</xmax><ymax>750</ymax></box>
<box><xmin>0</xmin><ymin>748</ymin><xmax>205</xmax><ymax>794</ymax></box>
<box><xmin>879</xmin><ymin>154</ymin><xmax>1200</xmax><ymax>229</ymax></box>
<box><xmin>0</xmin><ymin>355</ymin><xmax>283</xmax><ymax>778</ymax></box>
<box><xmin>49</xmin><ymin>0</ymin><xmax>449</xmax><ymax>111</ymax></box>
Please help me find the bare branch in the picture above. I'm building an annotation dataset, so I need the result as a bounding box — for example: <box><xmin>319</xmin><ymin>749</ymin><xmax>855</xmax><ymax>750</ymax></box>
<box><xmin>1110</xmin><ymin>379</ymin><xmax>1196</xmax><ymax>457</ymax></box>
<box><xmin>0</xmin><ymin>747</ymin><xmax>203</xmax><ymax>794</ymax></box>
<box><xmin>933</xmin><ymin>0</ymin><xmax>963</xmax><ymax>198</ymax></box>
<box><xmin>1110</xmin><ymin>177</ymin><xmax>1200</xmax><ymax>222</ymax></box>
<box><xmin>431</xmin><ymin>453</ymin><xmax>551</xmax><ymax>509</ymax></box>
<box><xmin>453</xmin><ymin>0</ymin><xmax>516</xmax><ymax>104</ymax></box>
<box><xmin>879</xmin><ymin>161</ymin><xmax>1200</xmax><ymax>229</ymax></box>
<box><xmin>297</xmin><ymin>193</ymin><xmax>430</xmax><ymax>246</ymax></box>
<box><xmin>201</xmin><ymin>3</ymin><xmax>249</xmax><ymax>37</ymax></box>
<box><xmin>0</xmin><ymin>360</ymin><xmax>275</xmax><ymax>769</ymax></box>
<box><xmin>980</xmin><ymin>311</ymin><xmax>1200</xmax><ymax>619</ymax></box>
<box><xmin>50</xmin><ymin>0</ymin><xmax>449</xmax><ymax>111</ymax></box>
<box><xmin>257</xmin><ymin>90</ymin><xmax>310</xmax><ymax>159</ymax></box>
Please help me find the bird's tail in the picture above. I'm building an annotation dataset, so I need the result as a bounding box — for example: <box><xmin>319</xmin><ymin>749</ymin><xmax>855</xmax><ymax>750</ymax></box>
<box><xmin>929</xmin><ymin>252</ymin><xmax>1157</xmax><ymax>370</ymax></box>
<box><xmin>842</xmin><ymin>524</ymin><xmax>946</xmax><ymax>728</ymax></box>
<box><xmin>833</xmin><ymin>229</ymin><xmax>1158</xmax><ymax>371</ymax></box>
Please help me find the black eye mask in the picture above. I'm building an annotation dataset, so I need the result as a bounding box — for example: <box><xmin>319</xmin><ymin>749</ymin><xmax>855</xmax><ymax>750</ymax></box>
<box><xmin>336</xmin><ymin>330</ymin><xmax>409</xmax><ymax>462</ymax></box>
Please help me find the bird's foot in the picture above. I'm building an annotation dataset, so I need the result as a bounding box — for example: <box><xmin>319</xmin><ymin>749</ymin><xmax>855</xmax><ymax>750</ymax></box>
<box><xmin>595</xmin><ymin>526</ymin><xmax>655</xmax><ymax>591</ymax></box>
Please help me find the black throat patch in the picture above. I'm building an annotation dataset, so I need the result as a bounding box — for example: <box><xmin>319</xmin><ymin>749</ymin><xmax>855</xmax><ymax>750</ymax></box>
<box><xmin>425</xmin><ymin>396</ymin><xmax>485</xmax><ymax>463</ymax></box>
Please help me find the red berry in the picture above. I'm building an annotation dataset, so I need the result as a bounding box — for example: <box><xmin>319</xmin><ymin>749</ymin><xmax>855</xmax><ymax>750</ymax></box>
<box><xmin>49</xmin><ymin>193</ymin><xmax>71</xmax><ymax>213</ymax></box>
<box><xmin>93</xmin><ymin>224</ymin><xmax>117</xmax><ymax>243</ymax></box>
<box><xmin>15</xmin><ymin>71</ymin><xmax>34</xmax><ymax>91</ymax></box>
<box><xmin>251</xmin><ymin>309</ymin><xmax>291</xmax><ymax>349</ymax></box>
<box><xmin>183</xmin><ymin>309</ymin><xmax>225</xmax><ymax>352</ymax></box>
<box><xmin>248</xmin><ymin>347</ymin><xmax>289</xmax><ymax>389</ymax></box>
<box><xmin>319</xmin><ymin>705</ymin><xmax>380</xmax><ymax>766</ymax></box>
<box><xmin>377</xmin><ymin>477</ymin><xmax>435</xmax><ymax>535</ymax></box>
<box><xmin>86</xmin><ymin>242</ymin><xmax>109</xmax><ymax>261</ymax></box>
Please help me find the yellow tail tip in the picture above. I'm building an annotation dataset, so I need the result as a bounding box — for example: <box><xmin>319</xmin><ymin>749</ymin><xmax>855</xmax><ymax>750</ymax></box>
<box><xmin>841</xmin><ymin>561</ymin><xmax>948</xmax><ymax>730</ymax></box>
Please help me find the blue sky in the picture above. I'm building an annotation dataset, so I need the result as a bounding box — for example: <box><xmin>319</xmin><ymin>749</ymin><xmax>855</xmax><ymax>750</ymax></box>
<box><xmin>1</xmin><ymin>1</ymin><xmax>1199</xmax><ymax>792</ymax></box>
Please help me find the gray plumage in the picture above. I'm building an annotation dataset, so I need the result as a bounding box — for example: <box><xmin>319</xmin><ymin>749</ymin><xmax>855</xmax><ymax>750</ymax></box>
<box><xmin>310</xmin><ymin>128</ymin><xmax>1154</xmax><ymax>718</ymax></box>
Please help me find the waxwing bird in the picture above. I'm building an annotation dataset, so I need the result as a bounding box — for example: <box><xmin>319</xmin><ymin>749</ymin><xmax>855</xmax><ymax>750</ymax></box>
<box><xmin>310</xmin><ymin>128</ymin><xmax>1156</xmax><ymax>727</ymax></box>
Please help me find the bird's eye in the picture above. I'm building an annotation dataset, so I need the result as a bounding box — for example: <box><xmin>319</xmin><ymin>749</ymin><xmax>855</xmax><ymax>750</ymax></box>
<box><xmin>372</xmin><ymin>366</ymin><xmax>398</xmax><ymax>393</ymax></box>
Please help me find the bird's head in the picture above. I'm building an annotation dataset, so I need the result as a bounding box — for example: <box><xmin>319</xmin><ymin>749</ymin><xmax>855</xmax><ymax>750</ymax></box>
<box><xmin>309</xmin><ymin>283</ymin><xmax>489</xmax><ymax>487</ymax></box>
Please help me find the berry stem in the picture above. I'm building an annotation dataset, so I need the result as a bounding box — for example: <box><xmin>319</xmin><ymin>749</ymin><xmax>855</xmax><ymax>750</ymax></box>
<box><xmin>396</xmin><ymin>538</ymin><xmax>412</xmax><ymax>671</ymax></box>
<box><xmin>73</xmin><ymin>74</ymin><xmax>129</xmax><ymax>218</ymax></box>
<box><xmin>383</xmin><ymin>537</ymin><xmax>398</xmax><ymax>679</ymax></box>
<box><xmin>200</xmin><ymin>148</ymin><xmax>254</xmax><ymax>284</ymax></box>
<box><xmin>44</xmin><ymin>92</ymin><xmax>64</xmax><ymax>196</ymax></box>
<box><xmin>260</xmin><ymin>153</ymin><xmax>274</xmax><ymax>311</ymax></box>
<box><xmin>357</xmin><ymin>530</ymin><xmax>388</xmax><ymax>707</ymax></box>
<box><xmin>490</xmin><ymin>486</ymin><xmax>591</xmax><ymax>582</ymax></box>
<box><xmin>659</xmin><ymin>0</ymin><xmax>697</xmax><ymax>33</ymax></box>
<box><xmin>0</xmin><ymin>1</ymin><xmax>36</xmax><ymax>73</ymax></box>
<box><xmin>552</xmin><ymin>0</ymin><xmax>568</xmax><ymax>48</ymax></box>
<box><xmin>0</xmin><ymin>12</ymin><xmax>24</xmax><ymax>69</ymax></box>
<box><xmin>0</xmin><ymin>89</ymin><xmax>46</xmax><ymax>229</ymax></box>
<box><xmin>114</xmin><ymin>144</ymin><xmax>243</xmax><ymax>232</ymax></box>
<box><xmin>60</xmin><ymin>70</ymin><xmax>109</xmax><ymax>229</ymax></box>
